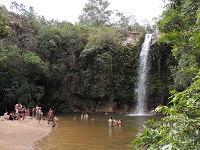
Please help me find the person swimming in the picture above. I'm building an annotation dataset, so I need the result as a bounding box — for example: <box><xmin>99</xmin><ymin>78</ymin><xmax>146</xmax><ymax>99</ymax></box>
<box><xmin>72</xmin><ymin>116</ymin><xmax>76</xmax><ymax>119</ymax></box>
<box><xmin>91</xmin><ymin>117</ymin><xmax>94</xmax><ymax>121</ymax></box>
<box><xmin>118</xmin><ymin>119</ymin><xmax>122</xmax><ymax>126</ymax></box>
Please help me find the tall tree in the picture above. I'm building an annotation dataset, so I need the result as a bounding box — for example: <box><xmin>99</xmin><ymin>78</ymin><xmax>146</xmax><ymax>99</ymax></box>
<box><xmin>78</xmin><ymin>0</ymin><xmax>112</xmax><ymax>27</ymax></box>
<box><xmin>110</xmin><ymin>10</ymin><xmax>136</xmax><ymax>31</ymax></box>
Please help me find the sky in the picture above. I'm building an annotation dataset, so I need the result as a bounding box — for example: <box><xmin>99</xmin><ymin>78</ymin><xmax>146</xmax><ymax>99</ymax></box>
<box><xmin>0</xmin><ymin>0</ymin><xmax>167</xmax><ymax>24</ymax></box>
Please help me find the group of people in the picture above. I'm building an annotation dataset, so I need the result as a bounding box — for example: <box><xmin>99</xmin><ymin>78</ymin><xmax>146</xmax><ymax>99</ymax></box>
<box><xmin>14</xmin><ymin>102</ymin><xmax>24</xmax><ymax>120</ymax></box>
<box><xmin>81</xmin><ymin>113</ymin><xmax>89</xmax><ymax>119</ymax></box>
<box><xmin>31</xmin><ymin>105</ymin><xmax>44</xmax><ymax>123</ymax></box>
<box><xmin>72</xmin><ymin>113</ymin><xmax>95</xmax><ymax>121</ymax></box>
<box><xmin>1</xmin><ymin>102</ymin><xmax>41</xmax><ymax>121</ymax></box>
<box><xmin>108</xmin><ymin>117</ymin><xmax>122</xmax><ymax>127</ymax></box>
<box><xmin>2</xmin><ymin>111</ymin><xmax>15</xmax><ymax>121</ymax></box>
<box><xmin>12</xmin><ymin>103</ymin><xmax>44</xmax><ymax>122</ymax></box>
<box><xmin>73</xmin><ymin>113</ymin><xmax>123</xmax><ymax>126</ymax></box>
<box><xmin>1</xmin><ymin>102</ymin><xmax>57</xmax><ymax>125</ymax></box>
<box><xmin>2</xmin><ymin>102</ymin><xmax>27</xmax><ymax>121</ymax></box>
<box><xmin>1</xmin><ymin>103</ymin><xmax>59</xmax><ymax>128</ymax></box>
<box><xmin>2</xmin><ymin>104</ymin><xmax>124</xmax><ymax>128</ymax></box>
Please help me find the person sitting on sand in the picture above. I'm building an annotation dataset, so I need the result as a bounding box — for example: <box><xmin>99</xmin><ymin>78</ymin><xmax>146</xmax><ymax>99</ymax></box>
<box><xmin>9</xmin><ymin>111</ymin><xmax>15</xmax><ymax>120</ymax></box>
<box><xmin>3</xmin><ymin>112</ymin><xmax>9</xmax><ymax>121</ymax></box>
<box><xmin>26</xmin><ymin>108</ymin><xmax>30</xmax><ymax>116</ymax></box>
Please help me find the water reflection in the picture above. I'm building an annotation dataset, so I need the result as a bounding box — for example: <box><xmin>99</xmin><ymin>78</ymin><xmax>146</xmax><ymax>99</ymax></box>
<box><xmin>108</xmin><ymin>126</ymin><xmax>112</xmax><ymax>144</ymax></box>
<box><xmin>35</xmin><ymin>113</ymin><xmax>162</xmax><ymax>150</ymax></box>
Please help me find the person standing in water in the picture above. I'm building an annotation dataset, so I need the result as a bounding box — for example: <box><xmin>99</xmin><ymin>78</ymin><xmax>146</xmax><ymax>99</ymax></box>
<box><xmin>47</xmin><ymin>108</ymin><xmax>55</xmax><ymax>127</ymax></box>
<box><xmin>108</xmin><ymin>117</ymin><xmax>113</xmax><ymax>127</ymax></box>
<box><xmin>118</xmin><ymin>119</ymin><xmax>122</xmax><ymax>126</ymax></box>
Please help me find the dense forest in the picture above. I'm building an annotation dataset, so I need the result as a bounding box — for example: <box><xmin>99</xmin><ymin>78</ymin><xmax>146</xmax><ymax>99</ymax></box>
<box><xmin>0</xmin><ymin>0</ymin><xmax>157</xmax><ymax>114</ymax></box>
<box><xmin>0</xmin><ymin>0</ymin><xmax>199</xmax><ymax>119</ymax></box>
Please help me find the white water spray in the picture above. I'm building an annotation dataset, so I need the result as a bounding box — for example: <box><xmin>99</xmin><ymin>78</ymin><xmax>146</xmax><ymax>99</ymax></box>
<box><xmin>134</xmin><ymin>34</ymin><xmax>152</xmax><ymax>115</ymax></box>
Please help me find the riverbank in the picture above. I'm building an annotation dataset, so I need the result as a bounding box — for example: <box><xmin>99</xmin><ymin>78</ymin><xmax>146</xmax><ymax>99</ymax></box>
<box><xmin>0</xmin><ymin>118</ymin><xmax>51</xmax><ymax>150</ymax></box>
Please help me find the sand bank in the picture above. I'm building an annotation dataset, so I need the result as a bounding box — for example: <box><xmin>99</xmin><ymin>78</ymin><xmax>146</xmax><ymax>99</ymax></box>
<box><xmin>0</xmin><ymin>118</ymin><xmax>51</xmax><ymax>150</ymax></box>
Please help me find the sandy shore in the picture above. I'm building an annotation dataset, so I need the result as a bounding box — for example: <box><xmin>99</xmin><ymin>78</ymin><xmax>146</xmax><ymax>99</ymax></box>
<box><xmin>0</xmin><ymin>117</ymin><xmax>52</xmax><ymax>150</ymax></box>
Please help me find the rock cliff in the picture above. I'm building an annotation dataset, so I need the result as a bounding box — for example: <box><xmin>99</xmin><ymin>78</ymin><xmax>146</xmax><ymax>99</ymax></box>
<box><xmin>122</xmin><ymin>32</ymin><xmax>142</xmax><ymax>46</ymax></box>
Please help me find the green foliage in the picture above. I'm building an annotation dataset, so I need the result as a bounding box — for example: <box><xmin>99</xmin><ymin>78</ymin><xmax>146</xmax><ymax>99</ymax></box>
<box><xmin>132</xmin><ymin>72</ymin><xmax>200</xmax><ymax>150</ymax></box>
<box><xmin>0</xmin><ymin>8</ymin><xmax>9</xmax><ymax>40</ymax></box>
<box><xmin>130</xmin><ymin>23</ymin><xmax>146</xmax><ymax>34</ymax></box>
<box><xmin>23</xmin><ymin>52</ymin><xmax>48</xmax><ymax>72</ymax></box>
<box><xmin>158</xmin><ymin>0</ymin><xmax>199</xmax><ymax>33</ymax></box>
<box><xmin>78</xmin><ymin>0</ymin><xmax>112</xmax><ymax>27</ymax></box>
<box><xmin>80</xmin><ymin>26</ymin><xmax>140</xmax><ymax>102</ymax></box>
<box><xmin>157</xmin><ymin>9</ymin><xmax>183</xmax><ymax>33</ymax></box>
<box><xmin>0</xmin><ymin>45</ymin><xmax>8</xmax><ymax>65</ymax></box>
<box><xmin>148</xmin><ymin>43</ymin><xmax>174</xmax><ymax>104</ymax></box>
<box><xmin>0</xmin><ymin>44</ymin><xmax>46</xmax><ymax>112</ymax></box>
<box><xmin>157</xmin><ymin>0</ymin><xmax>200</xmax><ymax>91</ymax></box>
<box><xmin>171</xmin><ymin>53</ymin><xmax>199</xmax><ymax>91</ymax></box>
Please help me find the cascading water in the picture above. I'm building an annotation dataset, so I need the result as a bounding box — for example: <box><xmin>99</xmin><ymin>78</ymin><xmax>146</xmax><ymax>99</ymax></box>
<box><xmin>134</xmin><ymin>34</ymin><xmax>152</xmax><ymax>115</ymax></box>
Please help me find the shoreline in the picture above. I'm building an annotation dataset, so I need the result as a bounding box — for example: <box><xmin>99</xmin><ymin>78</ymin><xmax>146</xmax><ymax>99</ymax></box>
<box><xmin>0</xmin><ymin>117</ymin><xmax>52</xmax><ymax>150</ymax></box>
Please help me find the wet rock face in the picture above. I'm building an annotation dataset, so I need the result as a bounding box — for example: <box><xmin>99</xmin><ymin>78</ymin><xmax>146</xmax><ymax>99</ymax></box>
<box><xmin>122</xmin><ymin>32</ymin><xmax>142</xmax><ymax>46</ymax></box>
<box><xmin>151</xmin><ymin>29</ymin><xmax>163</xmax><ymax>45</ymax></box>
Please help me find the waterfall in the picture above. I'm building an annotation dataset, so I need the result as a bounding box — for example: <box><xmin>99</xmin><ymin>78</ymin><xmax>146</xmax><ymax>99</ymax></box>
<box><xmin>134</xmin><ymin>34</ymin><xmax>152</xmax><ymax>115</ymax></box>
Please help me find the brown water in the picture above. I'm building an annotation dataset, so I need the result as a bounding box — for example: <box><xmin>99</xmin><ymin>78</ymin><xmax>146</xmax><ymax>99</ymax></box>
<box><xmin>34</xmin><ymin>113</ymin><xmax>163</xmax><ymax>150</ymax></box>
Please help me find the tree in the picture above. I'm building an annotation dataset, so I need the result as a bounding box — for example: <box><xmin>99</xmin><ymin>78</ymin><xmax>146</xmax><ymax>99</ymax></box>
<box><xmin>8</xmin><ymin>2</ymin><xmax>40</xmax><ymax>51</ymax></box>
<box><xmin>157</xmin><ymin>0</ymin><xmax>200</xmax><ymax>91</ymax></box>
<box><xmin>110</xmin><ymin>10</ymin><xmax>136</xmax><ymax>31</ymax></box>
<box><xmin>78</xmin><ymin>0</ymin><xmax>112</xmax><ymax>27</ymax></box>
<box><xmin>0</xmin><ymin>7</ymin><xmax>9</xmax><ymax>40</ymax></box>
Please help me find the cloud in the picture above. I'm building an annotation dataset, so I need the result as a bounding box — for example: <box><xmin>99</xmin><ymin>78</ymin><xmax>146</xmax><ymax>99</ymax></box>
<box><xmin>1</xmin><ymin>0</ymin><xmax>166</xmax><ymax>23</ymax></box>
